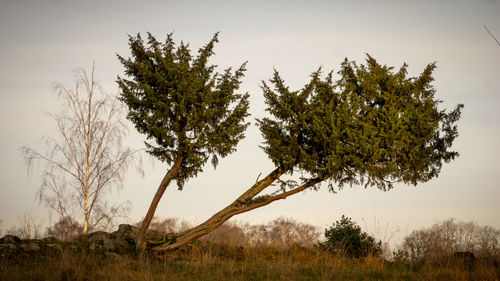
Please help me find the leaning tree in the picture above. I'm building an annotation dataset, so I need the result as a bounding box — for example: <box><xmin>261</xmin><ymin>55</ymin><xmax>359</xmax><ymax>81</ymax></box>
<box><xmin>117</xmin><ymin>33</ymin><xmax>250</xmax><ymax>251</ymax></box>
<box><xmin>118</xmin><ymin>32</ymin><xmax>462</xmax><ymax>253</ymax></box>
<box><xmin>151</xmin><ymin>55</ymin><xmax>463</xmax><ymax>252</ymax></box>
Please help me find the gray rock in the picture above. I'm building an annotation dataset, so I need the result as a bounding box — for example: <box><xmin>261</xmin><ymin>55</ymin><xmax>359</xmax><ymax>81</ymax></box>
<box><xmin>0</xmin><ymin>235</ymin><xmax>21</xmax><ymax>244</ymax></box>
<box><xmin>87</xmin><ymin>231</ymin><xmax>107</xmax><ymax>240</ymax></box>
<box><xmin>20</xmin><ymin>243</ymin><xmax>40</xmax><ymax>252</ymax></box>
<box><xmin>105</xmin><ymin>251</ymin><xmax>122</xmax><ymax>260</ymax></box>
<box><xmin>42</xmin><ymin>236</ymin><xmax>59</xmax><ymax>243</ymax></box>
<box><xmin>103</xmin><ymin>238</ymin><xmax>115</xmax><ymax>251</ymax></box>
<box><xmin>46</xmin><ymin>243</ymin><xmax>63</xmax><ymax>252</ymax></box>
<box><xmin>117</xmin><ymin>224</ymin><xmax>136</xmax><ymax>234</ymax></box>
<box><xmin>89</xmin><ymin>237</ymin><xmax>115</xmax><ymax>251</ymax></box>
<box><xmin>0</xmin><ymin>243</ymin><xmax>17</xmax><ymax>250</ymax></box>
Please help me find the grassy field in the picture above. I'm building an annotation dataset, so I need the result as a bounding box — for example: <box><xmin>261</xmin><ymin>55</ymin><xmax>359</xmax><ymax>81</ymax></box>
<box><xmin>1</xmin><ymin>243</ymin><xmax>498</xmax><ymax>281</ymax></box>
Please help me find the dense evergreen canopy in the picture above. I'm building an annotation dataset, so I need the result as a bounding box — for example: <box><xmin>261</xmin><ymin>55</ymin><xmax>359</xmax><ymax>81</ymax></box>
<box><xmin>117</xmin><ymin>33</ymin><xmax>250</xmax><ymax>188</ymax></box>
<box><xmin>116</xmin><ymin>31</ymin><xmax>463</xmax><ymax>252</ymax></box>
<box><xmin>117</xmin><ymin>32</ymin><xmax>251</xmax><ymax>251</ymax></box>
<box><xmin>153</xmin><ymin>55</ymin><xmax>463</xmax><ymax>253</ymax></box>
<box><xmin>258</xmin><ymin>55</ymin><xmax>463</xmax><ymax>191</ymax></box>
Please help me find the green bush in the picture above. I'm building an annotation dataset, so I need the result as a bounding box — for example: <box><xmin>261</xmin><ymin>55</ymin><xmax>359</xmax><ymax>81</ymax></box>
<box><xmin>320</xmin><ymin>215</ymin><xmax>382</xmax><ymax>258</ymax></box>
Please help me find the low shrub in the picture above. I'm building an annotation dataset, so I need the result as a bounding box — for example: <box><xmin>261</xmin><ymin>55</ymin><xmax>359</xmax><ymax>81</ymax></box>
<box><xmin>319</xmin><ymin>215</ymin><xmax>382</xmax><ymax>258</ymax></box>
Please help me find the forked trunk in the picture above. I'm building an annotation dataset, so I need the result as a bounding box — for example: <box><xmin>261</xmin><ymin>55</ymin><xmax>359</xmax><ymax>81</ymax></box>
<box><xmin>152</xmin><ymin>166</ymin><xmax>285</xmax><ymax>252</ymax></box>
<box><xmin>137</xmin><ymin>155</ymin><xmax>184</xmax><ymax>252</ymax></box>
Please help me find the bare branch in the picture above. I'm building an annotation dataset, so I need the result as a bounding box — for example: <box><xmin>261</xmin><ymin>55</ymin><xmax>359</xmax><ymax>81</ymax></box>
<box><xmin>22</xmin><ymin>64</ymin><xmax>142</xmax><ymax>233</ymax></box>
<box><xmin>484</xmin><ymin>25</ymin><xmax>500</xmax><ymax>48</ymax></box>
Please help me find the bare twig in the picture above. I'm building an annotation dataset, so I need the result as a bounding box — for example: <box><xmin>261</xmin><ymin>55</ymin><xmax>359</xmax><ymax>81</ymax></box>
<box><xmin>22</xmin><ymin>63</ymin><xmax>142</xmax><ymax>233</ymax></box>
<box><xmin>484</xmin><ymin>25</ymin><xmax>500</xmax><ymax>48</ymax></box>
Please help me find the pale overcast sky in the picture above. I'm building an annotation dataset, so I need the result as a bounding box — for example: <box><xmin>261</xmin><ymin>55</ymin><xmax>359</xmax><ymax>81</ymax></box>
<box><xmin>1</xmin><ymin>0</ymin><xmax>499</xmax><ymax>244</ymax></box>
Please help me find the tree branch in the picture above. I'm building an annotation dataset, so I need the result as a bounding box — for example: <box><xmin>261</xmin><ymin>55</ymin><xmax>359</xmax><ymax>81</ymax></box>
<box><xmin>151</xmin><ymin>166</ymin><xmax>288</xmax><ymax>252</ymax></box>
<box><xmin>484</xmin><ymin>25</ymin><xmax>500</xmax><ymax>48</ymax></box>
<box><xmin>228</xmin><ymin>177</ymin><xmax>322</xmax><ymax>217</ymax></box>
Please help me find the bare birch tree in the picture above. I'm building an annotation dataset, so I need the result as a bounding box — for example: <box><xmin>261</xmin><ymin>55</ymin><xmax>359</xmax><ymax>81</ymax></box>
<box><xmin>22</xmin><ymin>63</ymin><xmax>141</xmax><ymax>233</ymax></box>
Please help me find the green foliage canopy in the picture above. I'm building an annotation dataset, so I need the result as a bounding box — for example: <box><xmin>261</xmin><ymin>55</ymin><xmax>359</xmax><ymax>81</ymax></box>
<box><xmin>258</xmin><ymin>55</ymin><xmax>463</xmax><ymax>191</ymax></box>
<box><xmin>117</xmin><ymin>33</ymin><xmax>250</xmax><ymax>188</ymax></box>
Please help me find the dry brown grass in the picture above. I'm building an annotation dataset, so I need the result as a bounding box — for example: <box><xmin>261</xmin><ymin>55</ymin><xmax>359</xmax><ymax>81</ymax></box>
<box><xmin>1</xmin><ymin>242</ymin><xmax>499</xmax><ymax>281</ymax></box>
<box><xmin>2</xmin><ymin>216</ymin><xmax>499</xmax><ymax>280</ymax></box>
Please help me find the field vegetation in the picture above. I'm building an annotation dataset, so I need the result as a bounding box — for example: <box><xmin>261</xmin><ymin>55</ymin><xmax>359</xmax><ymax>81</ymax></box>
<box><xmin>1</xmin><ymin>216</ymin><xmax>499</xmax><ymax>281</ymax></box>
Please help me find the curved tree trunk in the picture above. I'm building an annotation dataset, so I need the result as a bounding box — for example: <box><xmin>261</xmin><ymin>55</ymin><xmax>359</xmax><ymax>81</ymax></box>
<box><xmin>152</xmin><ymin>167</ymin><xmax>321</xmax><ymax>252</ymax></box>
<box><xmin>137</xmin><ymin>155</ymin><xmax>183</xmax><ymax>253</ymax></box>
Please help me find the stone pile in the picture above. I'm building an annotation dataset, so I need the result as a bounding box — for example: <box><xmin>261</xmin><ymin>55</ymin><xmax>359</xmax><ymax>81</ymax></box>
<box><xmin>0</xmin><ymin>224</ymin><xmax>165</xmax><ymax>259</ymax></box>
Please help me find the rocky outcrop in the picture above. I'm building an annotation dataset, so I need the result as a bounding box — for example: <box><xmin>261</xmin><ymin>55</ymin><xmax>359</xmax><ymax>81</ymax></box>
<box><xmin>0</xmin><ymin>224</ymin><xmax>163</xmax><ymax>259</ymax></box>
